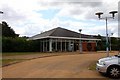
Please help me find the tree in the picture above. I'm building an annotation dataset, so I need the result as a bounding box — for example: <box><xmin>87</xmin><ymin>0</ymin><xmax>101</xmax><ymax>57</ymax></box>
<box><xmin>2</xmin><ymin>21</ymin><xmax>19</xmax><ymax>38</ymax></box>
<box><xmin>95</xmin><ymin>34</ymin><xmax>106</xmax><ymax>50</ymax></box>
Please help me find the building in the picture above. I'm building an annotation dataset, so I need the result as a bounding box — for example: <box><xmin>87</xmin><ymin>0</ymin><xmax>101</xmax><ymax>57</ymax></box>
<box><xmin>29</xmin><ymin>27</ymin><xmax>100</xmax><ymax>52</ymax></box>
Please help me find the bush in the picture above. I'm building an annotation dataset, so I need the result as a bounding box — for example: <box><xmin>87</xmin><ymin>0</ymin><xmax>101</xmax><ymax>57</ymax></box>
<box><xmin>2</xmin><ymin>37</ymin><xmax>40</xmax><ymax>52</ymax></box>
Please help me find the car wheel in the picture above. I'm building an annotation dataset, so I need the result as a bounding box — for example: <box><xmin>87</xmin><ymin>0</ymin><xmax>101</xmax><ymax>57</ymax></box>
<box><xmin>107</xmin><ymin>66</ymin><xmax>120</xmax><ymax>78</ymax></box>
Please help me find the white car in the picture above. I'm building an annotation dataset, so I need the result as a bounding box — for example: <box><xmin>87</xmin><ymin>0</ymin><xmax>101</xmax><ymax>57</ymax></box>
<box><xmin>96</xmin><ymin>54</ymin><xmax>120</xmax><ymax>78</ymax></box>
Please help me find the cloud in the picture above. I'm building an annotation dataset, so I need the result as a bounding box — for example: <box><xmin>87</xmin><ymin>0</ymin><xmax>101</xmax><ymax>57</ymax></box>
<box><xmin>2</xmin><ymin>5</ymin><xmax>26</xmax><ymax>21</ymax></box>
<box><xmin>0</xmin><ymin>0</ymin><xmax>119</xmax><ymax>37</ymax></box>
<box><xmin>80</xmin><ymin>2</ymin><xmax>103</xmax><ymax>7</ymax></box>
<box><xmin>55</xmin><ymin>1</ymin><xmax>118</xmax><ymax>21</ymax></box>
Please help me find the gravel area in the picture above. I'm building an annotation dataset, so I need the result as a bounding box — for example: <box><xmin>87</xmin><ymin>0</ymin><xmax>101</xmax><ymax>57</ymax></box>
<box><xmin>2</xmin><ymin>51</ymin><xmax>119</xmax><ymax>78</ymax></box>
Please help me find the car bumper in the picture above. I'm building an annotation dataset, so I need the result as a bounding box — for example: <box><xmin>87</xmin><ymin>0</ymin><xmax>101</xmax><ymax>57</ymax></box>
<box><xmin>96</xmin><ymin>63</ymin><xmax>107</xmax><ymax>73</ymax></box>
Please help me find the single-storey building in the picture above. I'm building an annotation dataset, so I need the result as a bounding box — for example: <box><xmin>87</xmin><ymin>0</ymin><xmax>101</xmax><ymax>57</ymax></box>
<box><xmin>28</xmin><ymin>27</ymin><xmax>100</xmax><ymax>52</ymax></box>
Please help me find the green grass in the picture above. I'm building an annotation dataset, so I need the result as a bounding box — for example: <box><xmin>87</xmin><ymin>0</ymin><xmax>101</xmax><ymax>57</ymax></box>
<box><xmin>1</xmin><ymin>52</ymin><xmax>62</xmax><ymax>66</ymax></box>
<box><xmin>1</xmin><ymin>52</ymin><xmax>35</xmax><ymax>67</ymax></box>
<box><xmin>1</xmin><ymin>52</ymin><xmax>55</xmax><ymax>66</ymax></box>
<box><xmin>88</xmin><ymin>61</ymin><xmax>97</xmax><ymax>70</ymax></box>
<box><xmin>2</xmin><ymin>59</ymin><xmax>30</xmax><ymax>66</ymax></box>
<box><xmin>2</xmin><ymin>52</ymin><xmax>44</xmax><ymax>56</ymax></box>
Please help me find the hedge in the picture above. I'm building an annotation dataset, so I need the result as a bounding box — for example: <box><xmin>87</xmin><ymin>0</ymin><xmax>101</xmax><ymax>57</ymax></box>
<box><xmin>2</xmin><ymin>37</ymin><xmax>40</xmax><ymax>52</ymax></box>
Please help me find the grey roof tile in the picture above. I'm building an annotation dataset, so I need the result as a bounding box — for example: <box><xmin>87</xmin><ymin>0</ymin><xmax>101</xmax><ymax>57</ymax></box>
<box><xmin>29</xmin><ymin>27</ymin><xmax>96</xmax><ymax>40</ymax></box>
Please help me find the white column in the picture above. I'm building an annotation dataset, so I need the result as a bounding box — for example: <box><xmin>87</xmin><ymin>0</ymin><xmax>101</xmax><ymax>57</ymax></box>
<box><xmin>69</xmin><ymin>40</ymin><xmax>71</xmax><ymax>51</ymax></box>
<box><xmin>46</xmin><ymin>40</ymin><xmax>48</xmax><ymax>52</ymax></box>
<box><xmin>73</xmin><ymin>40</ymin><xmax>74</xmax><ymax>51</ymax></box>
<box><xmin>49</xmin><ymin>39</ymin><xmax>52</xmax><ymax>52</ymax></box>
<box><xmin>65</xmin><ymin>40</ymin><xmax>66</xmax><ymax>51</ymax></box>
<box><xmin>56</xmin><ymin>39</ymin><xmax>57</xmax><ymax>51</ymax></box>
<box><xmin>61</xmin><ymin>39</ymin><xmax>62</xmax><ymax>51</ymax></box>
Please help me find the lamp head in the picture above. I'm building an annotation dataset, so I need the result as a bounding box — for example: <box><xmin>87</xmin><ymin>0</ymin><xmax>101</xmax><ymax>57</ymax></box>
<box><xmin>95</xmin><ymin>12</ymin><xmax>103</xmax><ymax>19</ymax></box>
<box><xmin>79</xmin><ymin>29</ymin><xmax>82</xmax><ymax>32</ymax></box>
<box><xmin>109</xmin><ymin>11</ymin><xmax>118</xmax><ymax>18</ymax></box>
<box><xmin>0</xmin><ymin>11</ymin><xmax>3</xmax><ymax>14</ymax></box>
<box><xmin>111</xmin><ymin>33</ymin><xmax>114</xmax><ymax>35</ymax></box>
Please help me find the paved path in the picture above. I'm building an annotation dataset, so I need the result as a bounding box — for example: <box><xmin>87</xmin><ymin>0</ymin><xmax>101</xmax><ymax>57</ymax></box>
<box><xmin>2</xmin><ymin>52</ymin><xmax>118</xmax><ymax>78</ymax></box>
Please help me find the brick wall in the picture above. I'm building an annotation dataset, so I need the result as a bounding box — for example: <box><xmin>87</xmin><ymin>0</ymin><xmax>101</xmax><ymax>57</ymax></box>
<box><xmin>82</xmin><ymin>42</ymin><xmax>96</xmax><ymax>51</ymax></box>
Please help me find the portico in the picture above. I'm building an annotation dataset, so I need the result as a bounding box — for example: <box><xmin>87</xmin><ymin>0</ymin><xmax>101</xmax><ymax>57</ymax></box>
<box><xmin>29</xmin><ymin>27</ymin><xmax>100</xmax><ymax>52</ymax></box>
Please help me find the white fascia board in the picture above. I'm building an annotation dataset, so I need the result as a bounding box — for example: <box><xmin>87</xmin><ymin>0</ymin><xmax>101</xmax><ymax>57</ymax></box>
<box><xmin>28</xmin><ymin>36</ymin><xmax>101</xmax><ymax>41</ymax></box>
<box><xmin>49</xmin><ymin>36</ymin><xmax>101</xmax><ymax>41</ymax></box>
<box><xmin>28</xmin><ymin>36</ymin><xmax>49</xmax><ymax>40</ymax></box>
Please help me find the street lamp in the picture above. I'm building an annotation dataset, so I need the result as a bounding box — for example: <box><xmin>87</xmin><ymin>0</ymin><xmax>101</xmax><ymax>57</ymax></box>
<box><xmin>79</xmin><ymin>29</ymin><xmax>82</xmax><ymax>53</ymax></box>
<box><xmin>0</xmin><ymin>11</ymin><xmax>3</xmax><ymax>14</ymax></box>
<box><xmin>95</xmin><ymin>11</ymin><xmax>118</xmax><ymax>57</ymax></box>
<box><xmin>0</xmin><ymin>11</ymin><xmax>3</xmax><ymax>22</ymax></box>
<box><xmin>109</xmin><ymin>33</ymin><xmax>113</xmax><ymax>52</ymax></box>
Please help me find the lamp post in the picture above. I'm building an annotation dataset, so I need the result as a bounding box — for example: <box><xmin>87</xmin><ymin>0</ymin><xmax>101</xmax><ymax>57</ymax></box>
<box><xmin>95</xmin><ymin>11</ymin><xmax>117</xmax><ymax>57</ymax></box>
<box><xmin>79</xmin><ymin>29</ymin><xmax>82</xmax><ymax>53</ymax></box>
<box><xmin>110</xmin><ymin>33</ymin><xmax>113</xmax><ymax>52</ymax></box>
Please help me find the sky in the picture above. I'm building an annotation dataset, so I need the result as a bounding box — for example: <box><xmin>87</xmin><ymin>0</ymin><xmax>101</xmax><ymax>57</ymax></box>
<box><xmin>0</xmin><ymin>0</ymin><xmax>119</xmax><ymax>37</ymax></box>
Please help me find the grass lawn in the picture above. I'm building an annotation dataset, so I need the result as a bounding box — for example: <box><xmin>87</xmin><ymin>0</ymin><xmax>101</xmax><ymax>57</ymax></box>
<box><xmin>1</xmin><ymin>52</ymin><xmax>66</xmax><ymax>67</ymax></box>
<box><xmin>2</xmin><ymin>52</ymin><xmax>44</xmax><ymax>56</ymax></box>
<box><xmin>2</xmin><ymin>52</ymin><xmax>42</xmax><ymax>66</ymax></box>
<box><xmin>88</xmin><ymin>61</ymin><xmax>97</xmax><ymax>70</ymax></box>
<box><xmin>2</xmin><ymin>59</ymin><xmax>30</xmax><ymax>66</ymax></box>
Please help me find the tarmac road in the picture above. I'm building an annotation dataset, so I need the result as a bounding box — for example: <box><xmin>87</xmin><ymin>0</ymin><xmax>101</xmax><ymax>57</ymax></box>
<box><xmin>2</xmin><ymin>52</ymin><xmax>118</xmax><ymax>78</ymax></box>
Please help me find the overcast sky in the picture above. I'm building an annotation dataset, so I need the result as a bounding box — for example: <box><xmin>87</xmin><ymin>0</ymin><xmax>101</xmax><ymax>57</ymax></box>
<box><xmin>0</xmin><ymin>0</ymin><xmax>119</xmax><ymax>37</ymax></box>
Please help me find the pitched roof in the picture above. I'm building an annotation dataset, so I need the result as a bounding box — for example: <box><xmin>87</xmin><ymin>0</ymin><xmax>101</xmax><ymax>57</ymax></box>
<box><xmin>29</xmin><ymin>27</ymin><xmax>99</xmax><ymax>40</ymax></box>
